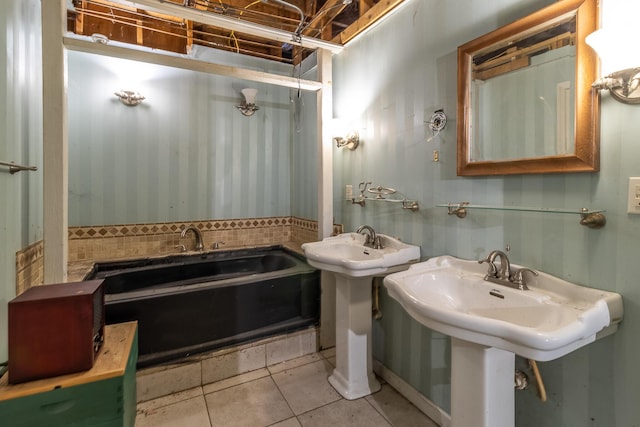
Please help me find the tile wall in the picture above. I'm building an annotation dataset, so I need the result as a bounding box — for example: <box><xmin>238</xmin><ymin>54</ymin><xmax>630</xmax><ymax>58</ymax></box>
<box><xmin>15</xmin><ymin>241</ymin><xmax>44</xmax><ymax>295</ymax></box>
<box><xmin>136</xmin><ymin>327</ymin><xmax>318</xmax><ymax>403</ymax></box>
<box><xmin>15</xmin><ymin>216</ymin><xmax>342</xmax><ymax>293</ymax></box>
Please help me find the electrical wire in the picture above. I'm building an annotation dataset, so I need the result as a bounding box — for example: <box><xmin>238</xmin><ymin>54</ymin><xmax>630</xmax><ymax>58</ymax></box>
<box><xmin>72</xmin><ymin>6</ymin><xmax>296</xmax><ymax>63</ymax></box>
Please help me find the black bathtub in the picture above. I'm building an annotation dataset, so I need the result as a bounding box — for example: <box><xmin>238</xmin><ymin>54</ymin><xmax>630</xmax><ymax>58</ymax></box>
<box><xmin>85</xmin><ymin>246</ymin><xmax>320</xmax><ymax>367</ymax></box>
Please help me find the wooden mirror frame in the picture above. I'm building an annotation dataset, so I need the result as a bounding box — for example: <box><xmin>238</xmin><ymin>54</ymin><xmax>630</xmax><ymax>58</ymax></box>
<box><xmin>457</xmin><ymin>0</ymin><xmax>599</xmax><ymax>176</ymax></box>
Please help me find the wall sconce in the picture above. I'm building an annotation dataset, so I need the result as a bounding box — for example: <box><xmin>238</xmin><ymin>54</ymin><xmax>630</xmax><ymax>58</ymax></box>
<box><xmin>334</xmin><ymin>130</ymin><xmax>360</xmax><ymax>150</ymax></box>
<box><xmin>114</xmin><ymin>90</ymin><xmax>145</xmax><ymax>106</ymax></box>
<box><xmin>236</xmin><ymin>88</ymin><xmax>259</xmax><ymax>116</ymax></box>
<box><xmin>585</xmin><ymin>2</ymin><xmax>640</xmax><ymax>104</ymax></box>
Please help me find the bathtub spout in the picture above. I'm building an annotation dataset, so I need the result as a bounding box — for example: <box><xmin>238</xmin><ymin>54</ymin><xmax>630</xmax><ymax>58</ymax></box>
<box><xmin>180</xmin><ymin>225</ymin><xmax>204</xmax><ymax>251</ymax></box>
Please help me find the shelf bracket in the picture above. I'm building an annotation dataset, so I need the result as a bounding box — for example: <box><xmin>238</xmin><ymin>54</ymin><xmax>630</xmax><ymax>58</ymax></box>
<box><xmin>441</xmin><ymin>202</ymin><xmax>606</xmax><ymax>228</ymax></box>
<box><xmin>579</xmin><ymin>208</ymin><xmax>606</xmax><ymax>229</ymax></box>
<box><xmin>447</xmin><ymin>202</ymin><xmax>469</xmax><ymax>218</ymax></box>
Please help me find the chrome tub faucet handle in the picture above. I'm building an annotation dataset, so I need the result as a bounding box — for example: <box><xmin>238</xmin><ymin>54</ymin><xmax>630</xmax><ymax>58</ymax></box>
<box><xmin>180</xmin><ymin>225</ymin><xmax>204</xmax><ymax>252</ymax></box>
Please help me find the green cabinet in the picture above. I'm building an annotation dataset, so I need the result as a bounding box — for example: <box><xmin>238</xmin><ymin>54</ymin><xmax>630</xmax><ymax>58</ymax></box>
<box><xmin>0</xmin><ymin>322</ymin><xmax>138</xmax><ymax>427</ymax></box>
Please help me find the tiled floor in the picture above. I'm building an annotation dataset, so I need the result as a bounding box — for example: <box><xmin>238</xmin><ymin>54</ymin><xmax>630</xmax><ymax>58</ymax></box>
<box><xmin>135</xmin><ymin>348</ymin><xmax>439</xmax><ymax>427</ymax></box>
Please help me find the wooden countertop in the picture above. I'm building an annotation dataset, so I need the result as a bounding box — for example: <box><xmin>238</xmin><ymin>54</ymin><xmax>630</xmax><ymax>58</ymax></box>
<box><xmin>0</xmin><ymin>322</ymin><xmax>137</xmax><ymax>401</ymax></box>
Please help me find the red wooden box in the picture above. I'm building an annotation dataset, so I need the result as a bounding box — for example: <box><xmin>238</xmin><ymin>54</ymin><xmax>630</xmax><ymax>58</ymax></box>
<box><xmin>8</xmin><ymin>280</ymin><xmax>105</xmax><ymax>384</ymax></box>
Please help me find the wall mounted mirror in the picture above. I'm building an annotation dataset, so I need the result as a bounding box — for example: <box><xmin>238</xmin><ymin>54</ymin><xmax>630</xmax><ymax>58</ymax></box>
<box><xmin>457</xmin><ymin>0</ymin><xmax>599</xmax><ymax>176</ymax></box>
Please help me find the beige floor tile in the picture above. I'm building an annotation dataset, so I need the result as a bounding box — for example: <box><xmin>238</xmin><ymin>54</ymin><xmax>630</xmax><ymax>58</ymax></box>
<box><xmin>137</xmin><ymin>362</ymin><xmax>202</xmax><ymax>402</ymax></box>
<box><xmin>270</xmin><ymin>417</ymin><xmax>303</xmax><ymax>427</ymax></box>
<box><xmin>135</xmin><ymin>395</ymin><xmax>211</xmax><ymax>427</ymax></box>
<box><xmin>204</xmin><ymin>376</ymin><xmax>293</xmax><ymax>427</ymax></box>
<box><xmin>271</xmin><ymin>359</ymin><xmax>341</xmax><ymax>415</ymax></box>
<box><xmin>319</xmin><ymin>347</ymin><xmax>336</xmax><ymax>359</ymax></box>
<box><xmin>297</xmin><ymin>398</ymin><xmax>391</xmax><ymax>427</ymax></box>
<box><xmin>366</xmin><ymin>384</ymin><xmax>439</xmax><ymax>427</ymax></box>
<box><xmin>202</xmin><ymin>367</ymin><xmax>270</xmax><ymax>394</ymax></box>
<box><xmin>268</xmin><ymin>353</ymin><xmax>322</xmax><ymax>374</ymax></box>
<box><xmin>137</xmin><ymin>386</ymin><xmax>203</xmax><ymax>412</ymax></box>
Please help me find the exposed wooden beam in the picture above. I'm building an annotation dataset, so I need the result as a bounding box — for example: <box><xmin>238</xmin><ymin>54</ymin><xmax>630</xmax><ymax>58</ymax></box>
<box><xmin>107</xmin><ymin>0</ymin><xmax>344</xmax><ymax>53</ymax></box>
<box><xmin>333</xmin><ymin>0</ymin><xmax>405</xmax><ymax>45</ymax></box>
<box><xmin>302</xmin><ymin>0</ymin><xmax>349</xmax><ymax>37</ymax></box>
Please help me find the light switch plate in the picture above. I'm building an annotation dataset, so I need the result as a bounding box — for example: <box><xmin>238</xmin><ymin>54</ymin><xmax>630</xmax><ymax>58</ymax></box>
<box><xmin>628</xmin><ymin>177</ymin><xmax>640</xmax><ymax>214</ymax></box>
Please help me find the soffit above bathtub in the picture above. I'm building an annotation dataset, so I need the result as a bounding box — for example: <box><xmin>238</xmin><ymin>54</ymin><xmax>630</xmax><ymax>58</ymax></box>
<box><xmin>67</xmin><ymin>0</ymin><xmax>406</xmax><ymax>65</ymax></box>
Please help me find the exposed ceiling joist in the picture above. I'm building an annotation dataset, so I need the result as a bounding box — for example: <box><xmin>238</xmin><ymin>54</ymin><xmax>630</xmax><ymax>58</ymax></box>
<box><xmin>332</xmin><ymin>0</ymin><xmax>405</xmax><ymax>45</ymax></box>
<box><xmin>106</xmin><ymin>0</ymin><xmax>344</xmax><ymax>54</ymax></box>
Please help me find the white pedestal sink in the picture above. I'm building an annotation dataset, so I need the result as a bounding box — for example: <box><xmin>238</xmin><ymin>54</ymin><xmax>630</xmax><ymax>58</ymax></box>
<box><xmin>383</xmin><ymin>255</ymin><xmax>623</xmax><ymax>427</ymax></box>
<box><xmin>302</xmin><ymin>232</ymin><xmax>420</xmax><ymax>400</ymax></box>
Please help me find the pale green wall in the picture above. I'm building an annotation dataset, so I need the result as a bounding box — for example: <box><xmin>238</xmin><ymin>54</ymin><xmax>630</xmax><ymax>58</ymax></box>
<box><xmin>68</xmin><ymin>47</ymin><xmax>295</xmax><ymax>226</ymax></box>
<box><xmin>3</xmin><ymin>1</ymin><xmax>639</xmax><ymax>425</ymax></box>
<box><xmin>332</xmin><ymin>0</ymin><xmax>640</xmax><ymax>426</ymax></box>
<box><xmin>0</xmin><ymin>0</ymin><xmax>43</xmax><ymax>362</ymax></box>
<box><xmin>291</xmin><ymin>56</ymin><xmax>318</xmax><ymax>220</ymax></box>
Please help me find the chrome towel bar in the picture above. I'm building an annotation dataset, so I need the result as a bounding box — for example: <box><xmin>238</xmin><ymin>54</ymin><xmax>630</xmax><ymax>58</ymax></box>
<box><xmin>0</xmin><ymin>160</ymin><xmax>38</xmax><ymax>174</ymax></box>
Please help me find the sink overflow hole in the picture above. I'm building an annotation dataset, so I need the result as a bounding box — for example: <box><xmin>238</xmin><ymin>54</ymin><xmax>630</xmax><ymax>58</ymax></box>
<box><xmin>363</xmin><ymin>250</ymin><xmax>370</xmax><ymax>255</ymax></box>
<box><xmin>489</xmin><ymin>290</ymin><xmax>505</xmax><ymax>299</ymax></box>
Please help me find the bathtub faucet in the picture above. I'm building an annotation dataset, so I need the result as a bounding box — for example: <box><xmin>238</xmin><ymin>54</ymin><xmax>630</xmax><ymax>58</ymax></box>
<box><xmin>180</xmin><ymin>225</ymin><xmax>204</xmax><ymax>252</ymax></box>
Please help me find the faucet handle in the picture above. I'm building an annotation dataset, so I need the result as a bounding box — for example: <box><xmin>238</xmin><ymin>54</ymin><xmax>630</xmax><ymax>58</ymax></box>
<box><xmin>511</xmin><ymin>268</ymin><xmax>538</xmax><ymax>290</ymax></box>
<box><xmin>212</xmin><ymin>241</ymin><xmax>226</xmax><ymax>250</ymax></box>
<box><xmin>175</xmin><ymin>244</ymin><xmax>187</xmax><ymax>253</ymax></box>
<box><xmin>478</xmin><ymin>258</ymin><xmax>498</xmax><ymax>278</ymax></box>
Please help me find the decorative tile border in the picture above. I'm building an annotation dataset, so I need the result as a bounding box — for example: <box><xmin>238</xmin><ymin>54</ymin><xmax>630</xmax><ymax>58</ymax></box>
<box><xmin>15</xmin><ymin>217</ymin><xmax>343</xmax><ymax>290</ymax></box>
<box><xmin>15</xmin><ymin>240</ymin><xmax>44</xmax><ymax>295</ymax></box>
<box><xmin>67</xmin><ymin>216</ymin><xmax>342</xmax><ymax>262</ymax></box>
<box><xmin>69</xmin><ymin>217</ymin><xmax>295</xmax><ymax>240</ymax></box>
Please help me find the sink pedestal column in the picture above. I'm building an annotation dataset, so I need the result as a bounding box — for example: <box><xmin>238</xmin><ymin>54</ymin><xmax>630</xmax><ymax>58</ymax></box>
<box><xmin>451</xmin><ymin>338</ymin><xmax>515</xmax><ymax>427</ymax></box>
<box><xmin>328</xmin><ymin>274</ymin><xmax>381</xmax><ymax>400</ymax></box>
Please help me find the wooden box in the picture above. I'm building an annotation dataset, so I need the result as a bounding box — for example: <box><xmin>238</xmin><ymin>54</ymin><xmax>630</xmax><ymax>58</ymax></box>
<box><xmin>0</xmin><ymin>322</ymin><xmax>138</xmax><ymax>427</ymax></box>
<box><xmin>8</xmin><ymin>280</ymin><xmax>105</xmax><ymax>384</ymax></box>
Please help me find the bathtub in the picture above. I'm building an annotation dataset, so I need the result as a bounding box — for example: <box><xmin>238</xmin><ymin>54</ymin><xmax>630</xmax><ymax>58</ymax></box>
<box><xmin>85</xmin><ymin>246</ymin><xmax>320</xmax><ymax>367</ymax></box>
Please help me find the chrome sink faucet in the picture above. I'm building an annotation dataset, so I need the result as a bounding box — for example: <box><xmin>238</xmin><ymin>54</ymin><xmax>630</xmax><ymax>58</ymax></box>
<box><xmin>180</xmin><ymin>225</ymin><xmax>204</xmax><ymax>252</ymax></box>
<box><xmin>479</xmin><ymin>250</ymin><xmax>538</xmax><ymax>290</ymax></box>
<box><xmin>356</xmin><ymin>224</ymin><xmax>384</xmax><ymax>249</ymax></box>
<box><xmin>487</xmin><ymin>250</ymin><xmax>511</xmax><ymax>280</ymax></box>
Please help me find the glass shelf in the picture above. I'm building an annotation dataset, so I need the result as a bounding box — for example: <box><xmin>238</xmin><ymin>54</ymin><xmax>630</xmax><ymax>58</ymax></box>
<box><xmin>436</xmin><ymin>203</ymin><xmax>605</xmax><ymax>215</ymax></box>
<box><xmin>437</xmin><ymin>202</ymin><xmax>606</xmax><ymax>228</ymax></box>
<box><xmin>352</xmin><ymin>196</ymin><xmax>419</xmax><ymax>211</ymax></box>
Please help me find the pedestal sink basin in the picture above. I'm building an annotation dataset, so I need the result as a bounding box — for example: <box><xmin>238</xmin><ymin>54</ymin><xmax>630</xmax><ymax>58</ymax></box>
<box><xmin>383</xmin><ymin>255</ymin><xmax>623</xmax><ymax>361</ymax></box>
<box><xmin>383</xmin><ymin>255</ymin><xmax>623</xmax><ymax>427</ymax></box>
<box><xmin>302</xmin><ymin>232</ymin><xmax>421</xmax><ymax>277</ymax></box>
<box><xmin>302</xmin><ymin>233</ymin><xmax>420</xmax><ymax>400</ymax></box>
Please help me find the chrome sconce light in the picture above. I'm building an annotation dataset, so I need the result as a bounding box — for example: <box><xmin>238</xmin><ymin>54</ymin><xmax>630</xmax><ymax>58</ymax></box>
<box><xmin>334</xmin><ymin>130</ymin><xmax>360</xmax><ymax>150</ymax></box>
<box><xmin>114</xmin><ymin>90</ymin><xmax>145</xmax><ymax>106</ymax></box>
<box><xmin>585</xmin><ymin>1</ymin><xmax>640</xmax><ymax>104</ymax></box>
<box><xmin>236</xmin><ymin>88</ymin><xmax>259</xmax><ymax>116</ymax></box>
